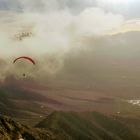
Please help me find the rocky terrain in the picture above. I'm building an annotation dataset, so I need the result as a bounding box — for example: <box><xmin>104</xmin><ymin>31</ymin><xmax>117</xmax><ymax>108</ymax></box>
<box><xmin>1</xmin><ymin>111</ymin><xmax>140</xmax><ymax>140</ymax></box>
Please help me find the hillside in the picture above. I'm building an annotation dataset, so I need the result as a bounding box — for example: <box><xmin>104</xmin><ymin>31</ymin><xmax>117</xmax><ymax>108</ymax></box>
<box><xmin>0</xmin><ymin>115</ymin><xmax>56</xmax><ymax>140</ymax></box>
<box><xmin>36</xmin><ymin>111</ymin><xmax>140</xmax><ymax>140</ymax></box>
<box><xmin>1</xmin><ymin>111</ymin><xmax>140</xmax><ymax>140</ymax></box>
<box><xmin>0</xmin><ymin>77</ymin><xmax>53</xmax><ymax>126</ymax></box>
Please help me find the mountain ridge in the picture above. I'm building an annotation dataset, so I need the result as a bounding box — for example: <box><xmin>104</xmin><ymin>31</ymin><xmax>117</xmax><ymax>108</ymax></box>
<box><xmin>36</xmin><ymin>111</ymin><xmax>140</xmax><ymax>140</ymax></box>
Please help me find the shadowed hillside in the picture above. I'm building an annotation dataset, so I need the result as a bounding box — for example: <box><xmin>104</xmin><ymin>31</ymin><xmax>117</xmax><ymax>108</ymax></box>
<box><xmin>0</xmin><ymin>77</ymin><xmax>53</xmax><ymax>126</ymax></box>
<box><xmin>36</xmin><ymin>111</ymin><xmax>140</xmax><ymax>140</ymax></box>
<box><xmin>1</xmin><ymin>111</ymin><xmax>140</xmax><ymax>139</ymax></box>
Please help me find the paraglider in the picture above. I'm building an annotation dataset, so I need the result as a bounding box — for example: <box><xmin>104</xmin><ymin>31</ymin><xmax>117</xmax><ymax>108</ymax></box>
<box><xmin>13</xmin><ymin>56</ymin><xmax>35</xmax><ymax>77</ymax></box>
<box><xmin>13</xmin><ymin>56</ymin><xmax>36</xmax><ymax>65</ymax></box>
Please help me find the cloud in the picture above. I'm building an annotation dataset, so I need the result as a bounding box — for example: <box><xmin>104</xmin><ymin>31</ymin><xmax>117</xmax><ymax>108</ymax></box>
<box><xmin>0</xmin><ymin>7</ymin><xmax>124</xmax><ymax>56</ymax></box>
<box><xmin>75</xmin><ymin>8</ymin><xmax>124</xmax><ymax>35</ymax></box>
<box><xmin>0</xmin><ymin>0</ymin><xmax>97</xmax><ymax>12</ymax></box>
<box><xmin>55</xmin><ymin>31</ymin><xmax>140</xmax><ymax>91</ymax></box>
<box><xmin>0</xmin><ymin>0</ymin><xmax>139</xmax><ymax>83</ymax></box>
<box><xmin>109</xmin><ymin>19</ymin><xmax>140</xmax><ymax>35</ymax></box>
<box><xmin>0</xmin><ymin>0</ymin><xmax>140</xmax><ymax>18</ymax></box>
<box><xmin>97</xmin><ymin>0</ymin><xmax>140</xmax><ymax>18</ymax></box>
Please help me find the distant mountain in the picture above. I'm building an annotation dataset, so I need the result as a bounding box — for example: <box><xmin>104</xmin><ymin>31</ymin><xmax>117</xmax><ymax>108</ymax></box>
<box><xmin>36</xmin><ymin>111</ymin><xmax>140</xmax><ymax>140</ymax></box>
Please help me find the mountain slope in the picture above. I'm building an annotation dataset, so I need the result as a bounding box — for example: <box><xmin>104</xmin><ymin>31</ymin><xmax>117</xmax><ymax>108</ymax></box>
<box><xmin>36</xmin><ymin>111</ymin><xmax>140</xmax><ymax>140</ymax></box>
<box><xmin>1</xmin><ymin>111</ymin><xmax>140</xmax><ymax>140</ymax></box>
<box><xmin>0</xmin><ymin>77</ymin><xmax>53</xmax><ymax>126</ymax></box>
<box><xmin>0</xmin><ymin>115</ymin><xmax>56</xmax><ymax>140</ymax></box>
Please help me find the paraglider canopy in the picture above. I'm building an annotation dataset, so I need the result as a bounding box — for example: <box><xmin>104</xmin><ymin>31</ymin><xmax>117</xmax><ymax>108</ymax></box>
<box><xmin>13</xmin><ymin>56</ymin><xmax>36</xmax><ymax>65</ymax></box>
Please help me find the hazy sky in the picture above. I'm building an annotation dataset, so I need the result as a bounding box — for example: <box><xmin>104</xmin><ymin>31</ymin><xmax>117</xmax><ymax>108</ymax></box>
<box><xmin>0</xmin><ymin>0</ymin><xmax>139</xmax><ymax>17</ymax></box>
<box><xmin>0</xmin><ymin>0</ymin><xmax>140</xmax><ymax>87</ymax></box>
<box><xmin>0</xmin><ymin>0</ymin><xmax>139</xmax><ymax>56</ymax></box>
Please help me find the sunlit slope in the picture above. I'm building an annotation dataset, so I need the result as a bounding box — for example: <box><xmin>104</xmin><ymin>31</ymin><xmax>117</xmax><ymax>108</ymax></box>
<box><xmin>0</xmin><ymin>115</ymin><xmax>55</xmax><ymax>140</ymax></box>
